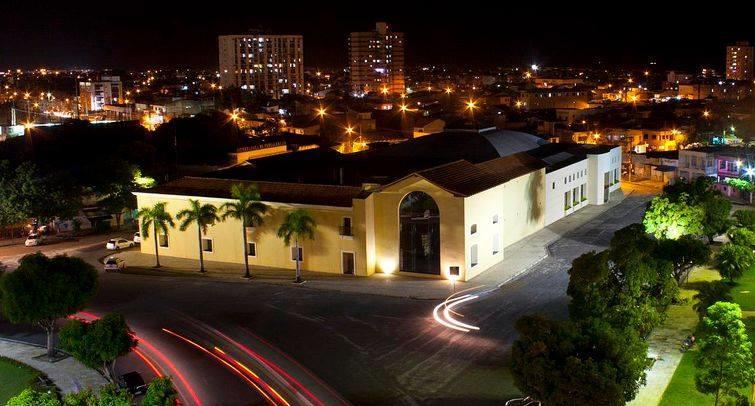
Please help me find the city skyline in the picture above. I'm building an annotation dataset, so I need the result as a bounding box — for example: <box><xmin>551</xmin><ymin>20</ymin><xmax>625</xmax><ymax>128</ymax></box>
<box><xmin>2</xmin><ymin>4</ymin><xmax>754</xmax><ymax>70</ymax></box>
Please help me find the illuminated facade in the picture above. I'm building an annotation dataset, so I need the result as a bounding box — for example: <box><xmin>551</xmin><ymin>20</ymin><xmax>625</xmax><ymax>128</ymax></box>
<box><xmin>78</xmin><ymin>76</ymin><xmax>122</xmax><ymax>113</ymax></box>
<box><xmin>726</xmin><ymin>41</ymin><xmax>753</xmax><ymax>81</ymax></box>
<box><xmin>218</xmin><ymin>33</ymin><xmax>304</xmax><ymax>97</ymax></box>
<box><xmin>349</xmin><ymin>22</ymin><xmax>405</xmax><ymax>95</ymax></box>
<box><xmin>135</xmin><ymin>130</ymin><xmax>621</xmax><ymax>282</ymax></box>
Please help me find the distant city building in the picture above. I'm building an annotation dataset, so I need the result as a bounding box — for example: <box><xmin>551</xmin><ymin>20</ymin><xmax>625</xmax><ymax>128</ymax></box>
<box><xmin>726</xmin><ymin>41</ymin><xmax>753</xmax><ymax>81</ymax></box>
<box><xmin>218</xmin><ymin>32</ymin><xmax>304</xmax><ymax>97</ymax></box>
<box><xmin>79</xmin><ymin>76</ymin><xmax>122</xmax><ymax>113</ymax></box>
<box><xmin>349</xmin><ymin>22</ymin><xmax>405</xmax><ymax>95</ymax></box>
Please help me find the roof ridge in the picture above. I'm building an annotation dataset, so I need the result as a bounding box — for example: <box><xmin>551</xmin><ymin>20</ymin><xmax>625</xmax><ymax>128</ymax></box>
<box><xmin>180</xmin><ymin>176</ymin><xmax>363</xmax><ymax>190</ymax></box>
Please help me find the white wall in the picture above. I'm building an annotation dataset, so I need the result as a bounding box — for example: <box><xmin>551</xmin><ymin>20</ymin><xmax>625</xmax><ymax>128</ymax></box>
<box><xmin>544</xmin><ymin>159</ymin><xmax>590</xmax><ymax>226</ymax></box>
<box><xmin>587</xmin><ymin>146</ymin><xmax>622</xmax><ymax>205</ymax></box>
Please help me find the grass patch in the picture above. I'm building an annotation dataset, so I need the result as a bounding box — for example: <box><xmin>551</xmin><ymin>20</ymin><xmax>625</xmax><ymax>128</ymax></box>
<box><xmin>0</xmin><ymin>356</ymin><xmax>41</xmax><ymax>404</ymax></box>
<box><xmin>660</xmin><ymin>265</ymin><xmax>755</xmax><ymax>405</ymax></box>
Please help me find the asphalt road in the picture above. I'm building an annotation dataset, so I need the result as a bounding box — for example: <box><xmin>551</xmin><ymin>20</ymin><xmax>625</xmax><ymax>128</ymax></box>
<box><xmin>0</xmin><ymin>193</ymin><xmax>651</xmax><ymax>405</ymax></box>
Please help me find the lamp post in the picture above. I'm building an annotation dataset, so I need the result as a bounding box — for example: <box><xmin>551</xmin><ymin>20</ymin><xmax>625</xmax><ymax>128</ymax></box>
<box><xmin>465</xmin><ymin>98</ymin><xmax>478</xmax><ymax>128</ymax></box>
<box><xmin>449</xmin><ymin>266</ymin><xmax>460</xmax><ymax>294</ymax></box>
<box><xmin>316</xmin><ymin>106</ymin><xmax>327</xmax><ymax>138</ymax></box>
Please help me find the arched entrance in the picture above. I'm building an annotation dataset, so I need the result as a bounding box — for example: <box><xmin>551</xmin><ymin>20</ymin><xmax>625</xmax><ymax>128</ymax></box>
<box><xmin>399</xmin><ymin>191</ymin><xmax>440</xmax><ymax>275</ymax></box>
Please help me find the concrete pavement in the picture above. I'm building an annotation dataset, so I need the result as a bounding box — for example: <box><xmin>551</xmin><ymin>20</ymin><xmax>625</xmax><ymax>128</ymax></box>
<box><xmin>0</xmin><ymin>339</ymin><xmax>107</xmax><ymax>394</ymax></box>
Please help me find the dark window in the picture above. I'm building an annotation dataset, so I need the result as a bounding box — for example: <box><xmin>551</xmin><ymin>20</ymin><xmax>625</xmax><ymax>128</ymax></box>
<box><xmin>201</xmin><ymin>238</ymin><xmax>213</xmax><ymax>252</ymax></box>
<box><xmin>340</xmin><ymin>217</ymin><xmax>353</xmax><ymax>236</ymax></box>
<box><xmin>247</xmin><ymin>242</ymin><xmax>256</xmax><ymax>257</ymax></box>
<box><xmin>399</xmin><ymin>191</ymin><xmax>440</xmax><ymax>275</ymax></box>
<box><xmin>291</xmin><ymin>246</ymin><xmax>303</xmax><ymax>261</ymax></box>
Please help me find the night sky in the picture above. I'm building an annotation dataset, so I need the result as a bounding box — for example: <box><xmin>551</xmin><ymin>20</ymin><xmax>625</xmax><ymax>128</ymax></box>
<box><xmin>2</xmin><ymin>2</ymin><xmax>753</xmax><ymax>71</ymax></box>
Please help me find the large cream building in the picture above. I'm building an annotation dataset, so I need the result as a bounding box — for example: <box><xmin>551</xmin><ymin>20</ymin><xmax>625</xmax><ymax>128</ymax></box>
<box><xmin>135</xmin><ymin>129</ymin><xmax>621</xmax><ymax>282</ymax></box>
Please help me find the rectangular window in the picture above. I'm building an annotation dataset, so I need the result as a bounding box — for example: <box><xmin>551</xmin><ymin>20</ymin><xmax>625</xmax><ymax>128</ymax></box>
<box><xmin>247</xmin><ymin>242</ymin><xmax>256</xmax><ymax>257</ymax></box>
<box><xmin>470</xmin><ymin>244</ymin><xmax>478</xmax><ymax>267</ymax></box>
<box><xmin>291</xmin><ymin>246</ymin><xmax>303</xmax><ymax>261</ymax></box>
<box><xmin>492</xmin><ymin>234</ymin><xmax>500</xmax><ymax>255</ymax></box>
<box><xmin>201</xmin><ymin>238</ymin><xmax>213</xmax><ymax>252</ymax></box>
<box><xmin>581</xmin><ymin>184</ymin><xmax>586</xmax><ymax>201</ymax></box>
<box><xmin>573</xmin><ymin>187</ymin><xmax>579</xmax><ymax>205</ymax></box>
<box><xmin>158</xmin><ymin>234</ymin><xmax>169</xmax><ymax>248</ymax></box>
<box><xmin>564</xmin><ymin>191</ymin><xmax>571</xmax><ymax>210</ymax></box>
<box><xmin>492</xmin><ymin>214</ymin><xmax>499</xmax><ymax>224</ymax></box>
<box><xmin>552</xmin><ymin>182</ymin><xmax>555</xmax><ymax>189</ymax></box>
<box><xmin>470</xmin><ymin>224</ymin><xmax>477</xmax><ymax>235</ymax></box>
<box><xmin>340</xmin><ymin>217</ymin><xmax>353</xmax><ymax>236</ymax></box>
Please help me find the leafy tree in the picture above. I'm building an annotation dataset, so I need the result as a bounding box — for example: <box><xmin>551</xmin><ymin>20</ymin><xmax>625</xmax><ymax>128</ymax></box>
<box><xmin>701</xmin><ymin>194</ymin><xmax>732</xmax><ymax>244</ymax></box>
<box><xmin>728</xmin><ymin>227</ymin><xmax>755</xmax><ymax>248</ymax></box>
<box><xmin>693</xmin><ymin>282</ymin><xmax>733</xmax><ymax>320</ymax></box>
<box><xmin>733</xmin><ymin>210</ymin><xmax>755</xmax><ymax>230</ymax></box>
<box><xmin>6</xmin><ymin>389</ymin><xmax>61</xmax><ymax>406</ymax></box>
<box><xmin>177</xmin><ymin>200</ymin><xmax>220</xmax><ymax>273</ymax></box>
<box><xmin>142</xmin><ymin>377</ymin><xmax>179</xmax><ymax>406</ymax></box>
<box><xmin>0</xmin><ymin>253</ymin><xmax>97</xmax><ymax>360</ymax></box>
<box><xmin>220</xmin><ymin>184</ymin><xmax>269</xmax><ymax>279</ymax></box>
<box><xmin>695</xmin><ymin>302</ymin><xmax>755</xmax><ymax>406</ymax></box>
<box><xmin>510</xmin><ymin>315</ymin><xmax>650</xmax><ymax>405</ymax></box>
<box><xmin>568</xmin><ymin>224</ymin><xmax>677</xmax><ymax>336</ymax></box>
<box><xmin>715</xmin><ymin>243</ymin><xmax>755</xmax><ymax>282</ymax></box>
<box><xmin>277</xmin><ymin>209</ymin><xmax>316</xmax><ymax>283</ymax></box>
<box><xmin>655</xmin><ymin>235</ymin><xmax>711</xmax><ymax>283</ymax></box>
<box><xmin>664</xmin><ymin>176</ymin><xmax>716</xmax><ymax>204</ymax></box>
<box><xmin>62</xmin><ymin>385</ymin><xmax>132</xmax><ymax>405</ymax></box>
<box><xmin>0</xmin><ymin>160</ymin><xmax>81</xmax><ymax>227</ymax></box>
<box><xmin>59</xmin><ymin>313</ymin><xmax>137</xmax><ymax>383</ymax></box>
<box><xmin>643</xmin><ymin>194</ymin><xmax>704</xmax><ymax>240</ymax></box>
<box><xmin>137</xmin><ymin>202</ymin><xmax>175</xmax><ymax>268</ymax></box>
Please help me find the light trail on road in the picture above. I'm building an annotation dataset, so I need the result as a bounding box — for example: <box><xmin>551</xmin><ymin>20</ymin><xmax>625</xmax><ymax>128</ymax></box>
<box><xmin>432</xmin><ymin>286</ymin><xmax>483</xmax><ymax>333</ymax></box>
<box><xmin>73</xmin><ymin>311</ymin><xmax>202</xmax><ymax>406</ymax></box>
<box><xmin>162</xmin><ymin>327</ymin><xmax>282</xmax><ymax>406</ymax></box>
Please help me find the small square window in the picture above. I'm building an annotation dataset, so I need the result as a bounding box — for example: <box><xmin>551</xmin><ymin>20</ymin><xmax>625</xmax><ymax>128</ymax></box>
<box><xmin>470</xmin><ymin>224</ymin><xmax>477</xmax><ymax>235</ymax></box>
<box><xmin>201</xmin><ymin>238</ymin><xmax>213</xmax><ymax>252</ymax></box>
<box><xmin>247</xmin><ymin>242</ymin><xmax>256</xmax><ymax>257</ymax></box>
<box><xmin>291</xmin><ymin>246</ymin><xmax>303</xmax><ymax>261</ymax></box>
<box><xmin>492</xmin><ymin>215</ymin><xmax>499</xmax><ymax>224</ymax></box>
<box><xmin>158</xmin><ymin>234</ymin><xmax>169</xmax><ymax>248</ymax></box>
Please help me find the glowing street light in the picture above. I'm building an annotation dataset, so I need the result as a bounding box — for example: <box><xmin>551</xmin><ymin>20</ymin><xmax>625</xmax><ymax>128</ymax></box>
<box><xmin>465</xmin><ymin>99</ymin><xmax>477</xmax><ymax>111</ymax></box>
<box><xmin>399</xmin><ymin>104</ymin><xmax>409</xmax><ymax>113</ymax></box>
<box><xmin>445</xmin><ymin>87</ymin><xmax>453</xmax><ymax>94</ymax></box>
<box><xmin>703</xmin><ymin>110</ymin><xmax>710</xmax><ymax>118</ymax></box>
<box><xmin>531</xmin><ymin>64</ymin><xmax>539</xmax><ymax>72</ymax></box>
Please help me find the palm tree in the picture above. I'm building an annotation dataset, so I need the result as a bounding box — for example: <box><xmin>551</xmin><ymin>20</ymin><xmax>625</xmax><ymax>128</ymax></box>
<box><xmin>220</xmin><ymin>184</ymin><xmax>268</xmax><ymax>278</ymax></box>
<box><xmin>693</xmin><ymin>281</ymin><xmax>733</xmax><ymax>320</ymax></box>
<box><xmin>136</xmin><ymin>202</ymin><xmax>175</xmax><ymax>268</ymax></box>
<box><xmin>176</xmin><ymin>200</ymin><xmax>220</xmax><ymax>273</ymax></box>
<box><xmin>277</xmin><ymin>209</ymin><xmax>316</xmax><ymax>283</ymax></box>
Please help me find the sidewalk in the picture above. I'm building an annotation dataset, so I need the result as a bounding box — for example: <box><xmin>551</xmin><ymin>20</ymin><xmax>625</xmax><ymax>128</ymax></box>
<box><xmin>628</xmin><ymin>266</ymin><xmax>719</xmax><ymax>406</ymax></box>
<box><xmin>113</xmin><ymin>185</ymin><xmax>652</xmax><ymax>300</ymax></box>
<box><xmin>0</xmin><ymin>339</ymin><xmax>107</xmax><ymax>394</ymax></box>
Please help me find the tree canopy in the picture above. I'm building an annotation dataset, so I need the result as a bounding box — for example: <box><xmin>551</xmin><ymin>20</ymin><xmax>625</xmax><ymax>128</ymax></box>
<box><xmin>511</xmin><ymin>315</ymin><xmax>650</xmax><ymax>406</ymax></box>
<box><xmin>643</xmin><ymin>194</ymin><xmax>704</xmax><ymax>240</ymax></box>
<box><xmin>0</xmin><ymin>253</ymin><xmax>98</xmax><ymax>359</ymax></box>
<box><xmin>59</xmin><ymin>313</ymin><xmax>137</xmax><ymax>383</ymax></box>
<box><xmin>695</xmin><ymin>302</ymin><xmax>755</xmax><ymax>405</ymax></box>
<box><xmin>715</xmin><ymin>243</ymin><xmax>755</xmax><ymax>282</ymax></box>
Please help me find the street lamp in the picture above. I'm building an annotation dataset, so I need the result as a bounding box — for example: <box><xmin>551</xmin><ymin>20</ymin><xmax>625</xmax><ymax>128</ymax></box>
<box><xmin>703</xmin><ymin>110</ymin><xmax>710</xmax><ymax>118</ymax></box>
<box><xmin>316</xmin><ymin>106</ymin><xmax>327</xmax><ymax>137</ymax></box>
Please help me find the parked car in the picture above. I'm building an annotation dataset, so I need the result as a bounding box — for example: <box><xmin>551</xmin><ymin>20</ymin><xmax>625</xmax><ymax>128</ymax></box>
<box><xmin>103</xmin><ymin>257</ymin><xmax>126</xmax><ymax>272</ymax></box>
<box><xmin>24</xmin><ymin>233</ymin><xmax>44</xmax><ymax>247</ymax></box>
<box><xmin>133</xmin><ymin>232</ymin><xmax>141</xmax><ymax>244</ymax></box>
<box><xmin>106</xmin><ymin>238</ymin><xmax>135</xmax><ymax>250</ymax></box>
<box><xmin>117</xmin><ymin>371</ymin><xmax>146</xmax><ymax>395</ymax></box>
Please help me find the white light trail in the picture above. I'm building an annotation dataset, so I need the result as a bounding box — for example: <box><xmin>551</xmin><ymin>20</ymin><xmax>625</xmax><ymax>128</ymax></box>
<box><xmin>432</xmin><ymin>294</ymin><xmax>480</xmax><ymax>332</ymax></box>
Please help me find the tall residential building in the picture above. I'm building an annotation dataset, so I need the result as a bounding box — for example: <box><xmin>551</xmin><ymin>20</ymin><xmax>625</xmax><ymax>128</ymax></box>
<box><xmin>218</xmin><ymin>32</ymin><xmax>303</xmax><ymax>97</ymax></box>
<box><xmin>349</xmin><ymin>22</ymin><xmax>405</xmax><ymax>95</ymax></box>
<box><xmin>78</xmin><ymin>76</ymin><xmax>122</xmax><ymax>113</ymax></box>
<box><xmin>726</xmin><ymin>41</ymin><xmax>753</xmax><ymax>81</ymax></box>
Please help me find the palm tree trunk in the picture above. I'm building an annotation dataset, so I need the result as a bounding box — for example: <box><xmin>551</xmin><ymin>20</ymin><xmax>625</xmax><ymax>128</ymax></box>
<box><xmin>153</xmin><ymin>224</ymin><xmax>161</xmax><ymax>268</ymax></box>
<box><xmin>198</xmin><ymin>224</ymin><xmax>205</xmax><ymax>273</ymax></box>
<box><xmin>242</xmin><ymin>222</ymin><xmax>250</xmax><ymax>278</ymax></box>
<box><xmin>295</xmin><ymin>237</ymin><xmax>302</xmax><ymax>283</ymax></box>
